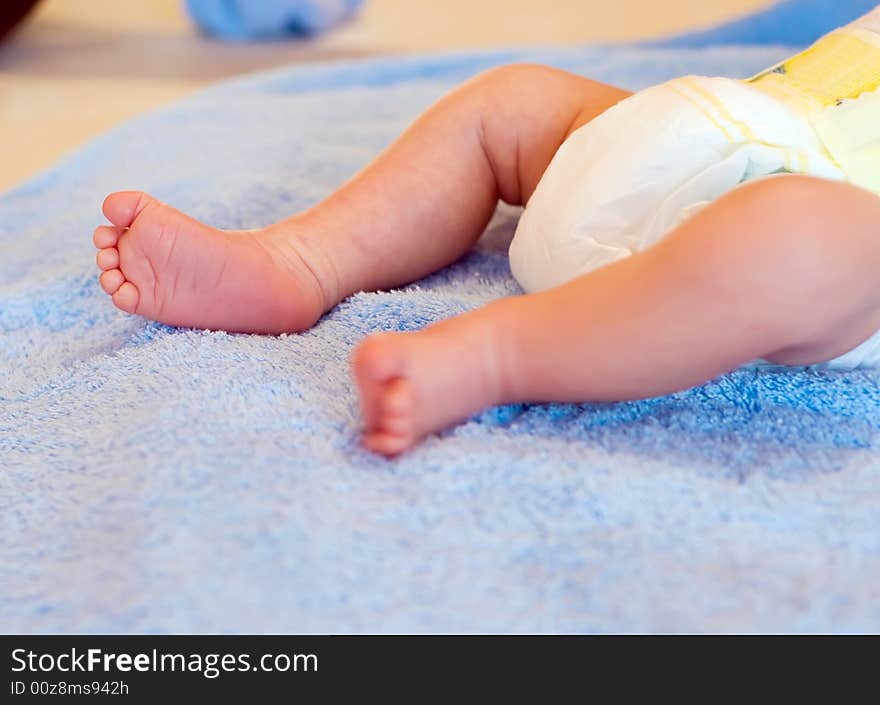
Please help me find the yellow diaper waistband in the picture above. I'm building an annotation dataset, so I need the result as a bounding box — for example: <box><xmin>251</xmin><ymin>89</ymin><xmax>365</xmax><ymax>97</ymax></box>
<box><xmin>748</xmin><ymin>27</ymin><xmax>880</xmax><ymax>107</ymax></box>
<box><xmin>747</xmin><ymin>27</ymin><xmax>880</xmax><ymax>194</ymax></box>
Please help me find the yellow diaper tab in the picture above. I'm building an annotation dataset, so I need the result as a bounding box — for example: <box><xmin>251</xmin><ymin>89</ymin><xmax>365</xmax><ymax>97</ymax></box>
<box><xmin>748</xmin><ymin>25</ymin><xmax>880</xmax><ymax>193</ymax></box>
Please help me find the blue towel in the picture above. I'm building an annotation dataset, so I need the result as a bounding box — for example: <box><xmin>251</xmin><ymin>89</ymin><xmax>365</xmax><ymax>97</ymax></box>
<box><xmin>185</xmin><ymin>0</ymin><xmax>363</xmax><ymax>40</ymax></box>
<box><xmin>659</xmin><ymin>0</ymin><xmax>878</xmax><ymax>46</ymax></box>
<box><xmin>3</xmin><ymin>7</ymin><xmax>880</xmax><ymax>634</ymax></box>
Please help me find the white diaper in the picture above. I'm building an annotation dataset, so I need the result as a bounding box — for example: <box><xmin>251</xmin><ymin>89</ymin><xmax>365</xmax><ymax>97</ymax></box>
<box><xmin>509</xmin><ymin>6</ymin><xmax>880</xmax><ymax>369</ymax></box>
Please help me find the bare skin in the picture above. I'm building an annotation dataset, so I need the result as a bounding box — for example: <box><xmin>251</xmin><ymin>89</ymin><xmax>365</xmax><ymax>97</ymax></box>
<box><xmin>93</xmin><ymin>64</ymin><xmax>880</xmax><ymax>455</ymax></box>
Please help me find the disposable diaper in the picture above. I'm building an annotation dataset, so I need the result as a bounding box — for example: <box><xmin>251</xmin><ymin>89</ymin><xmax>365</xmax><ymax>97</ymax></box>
<box><xmin>510</xmin><ymin>7</ymin><xmax>880</xmax><ymax>297</ymax></box>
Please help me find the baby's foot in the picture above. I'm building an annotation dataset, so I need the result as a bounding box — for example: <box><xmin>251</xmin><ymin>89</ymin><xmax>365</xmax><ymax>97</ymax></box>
<box><xmin>352</xmin><ymin>311</ymin><xmax>508</xmax><ymax>456</ymax></box>
<box><xmin>93</xmin><ymin>191</ymin><xmax>329</xmax><ymax>333</ymax></box>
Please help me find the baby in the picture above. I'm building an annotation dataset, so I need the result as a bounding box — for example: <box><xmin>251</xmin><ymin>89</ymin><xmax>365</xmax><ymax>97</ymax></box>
<box><xmin>93</xmin><ymin>7</ymin><xmax>880</xmax><ymax>456</ymax></box>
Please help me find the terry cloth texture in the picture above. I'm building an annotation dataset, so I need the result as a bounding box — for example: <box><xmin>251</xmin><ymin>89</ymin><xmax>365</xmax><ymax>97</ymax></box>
<box><xmin>2</xmin><ymin>8</ymin><xmax>879</xmax><ymax>634</ymax></box>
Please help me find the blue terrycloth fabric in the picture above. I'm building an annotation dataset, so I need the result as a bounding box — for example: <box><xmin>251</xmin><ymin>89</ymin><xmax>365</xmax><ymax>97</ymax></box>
<box><xmin>658</xmin><ymin>0</ymin><xmax>878</xmax><ymax>46</ymax></box>
<box><xmin>3</xmin><ymin>19</ymin><xmax>880</xmax><ymax>633</ymax></box>
<box><xmin>185</xmin><ymin>0</ymin><xmax>362</xmax><ymax>40</ymax></box>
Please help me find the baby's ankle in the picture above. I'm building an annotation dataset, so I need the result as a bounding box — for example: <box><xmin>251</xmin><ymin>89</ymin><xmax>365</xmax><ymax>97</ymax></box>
<box><xmin>264</xmin><ymin>215</ymin><xmax>343</xmax><ymax>314</ymax></box>
<box><xmin>470</xmin><ymin>299</ymin><xmax>534</xmax><ymax>406</ymax></box>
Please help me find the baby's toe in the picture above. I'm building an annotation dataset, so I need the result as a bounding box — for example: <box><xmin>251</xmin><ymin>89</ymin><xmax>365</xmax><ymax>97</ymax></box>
<box><xmin>362</xmin><ymin>431</ymin><xmax>411</xmax><ymax>457</ymax></box>
<box><xmin>362</xmin><ymin>379</ymin><xmax>416</xmax><ymax>455</ymax></box>
<box><xmin>93</xmin><ymin>225</ymin><xmax>123</xmax><ymax>249</ymax></box>
<box><xmin>99</xmin><ymin>269</ymin><xmax>125</xmax><ymax>295</ymax></box>
<box><xmin>376</xmin><ymin>414</ymin><xmax>413</xmax><ymax>440</ymax></box>
<box><xmin>96</xmin><ymin>247</ymin><xmax>119</xmax><ymax>271</ymax></box>
<box><xmin>111</xmin><ymin>281</ymin><xmax>140</xmax><ymax>314</ymax></box>
<box><xmin>380</xmin><ymin>379</ymin><xmax>414</xmax><ymax>428</ymax></box>
<box><xmin>102</xmin><ymin>191</ymin><xmax>155</xmax><ymax>228</ymax></box>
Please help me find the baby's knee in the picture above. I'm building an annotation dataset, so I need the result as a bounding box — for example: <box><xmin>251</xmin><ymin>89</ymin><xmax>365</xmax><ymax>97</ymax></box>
<box><xmin>690</xmin><ymin>175</ymin><xmax>880</xmax><ymax>332</ymax></box>
<box><xmin>468</xmin><ymin>63</ymin><xmax>567</xmax><ymax>92</ymax></box>
<box><xmin>727</xmin><ymin>175</ymin><xmax>878</xmax><ymax>268</ymax></box>
<box><xmin>732</xmin><ymin>173</ymin><xmax>838</xmax><ymax>222</ymax></box>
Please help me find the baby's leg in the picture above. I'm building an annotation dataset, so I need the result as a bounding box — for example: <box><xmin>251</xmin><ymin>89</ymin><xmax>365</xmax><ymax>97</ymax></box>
<box><xmin>354</xmin><ymin>175</ymin><xmax>880</xmax><ymax>455</ymax></box>
<box><xmin>93</xmin><ymin>65</ymin><xmax>630</xmax><ymax>332</ymax></box>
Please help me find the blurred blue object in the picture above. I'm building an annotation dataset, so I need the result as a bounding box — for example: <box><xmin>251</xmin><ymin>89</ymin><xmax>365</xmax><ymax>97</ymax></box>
<box><xmin>659</xmin><ymin>0</ymin><xmax>879</xmax><ymax>46</ymax></box>
<box><xmin>185</xmin><ymin>0</ymin><xmax>363</xmax><ymax>40</ymax></box>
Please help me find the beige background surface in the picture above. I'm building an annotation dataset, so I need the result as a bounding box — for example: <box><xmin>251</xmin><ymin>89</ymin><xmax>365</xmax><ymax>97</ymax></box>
<box><xmin>0</xmin><ymin>0</ymin><xmax>771</xmax><ymax>192</ymax></box>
